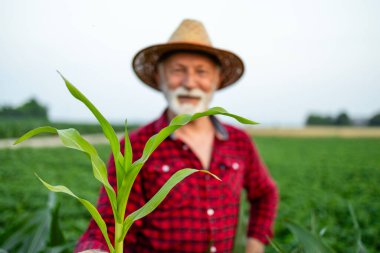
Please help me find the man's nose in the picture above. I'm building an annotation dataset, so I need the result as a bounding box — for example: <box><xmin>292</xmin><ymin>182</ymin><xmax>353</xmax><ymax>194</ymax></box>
<box><xmin>182</xmin><ymin>72</ymin><xmax>198</xmax><ymax>90</ymax></box>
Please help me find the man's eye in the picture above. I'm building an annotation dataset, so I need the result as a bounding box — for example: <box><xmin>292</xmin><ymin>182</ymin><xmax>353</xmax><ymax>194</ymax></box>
<box><xmin>172</xmin><ymin>68</ymin><xmax>184</xmax><ymax>72</ymax></box>
<box><xmin>197</xmin><ymin>69</ymin><xmax>208</xmax><ymax>75</ymax></box>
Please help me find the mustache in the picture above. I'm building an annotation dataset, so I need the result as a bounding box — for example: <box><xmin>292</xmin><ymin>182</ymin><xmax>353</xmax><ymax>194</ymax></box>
<box><xmin>172</xmin><ymin>87</ymin><xmax>206</xmax><ymax>98</ymax></box>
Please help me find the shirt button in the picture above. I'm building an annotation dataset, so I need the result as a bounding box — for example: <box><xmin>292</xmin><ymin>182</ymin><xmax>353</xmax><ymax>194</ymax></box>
<box><xmin>162</xmin><ymin>165</ymin><xmax>170</xmax><ymax>172</ymax></box>
<box><xmin>210</xmin><ymin>245</ymin><xmax>217</xmax><ymax>252</ymax></box>
<box><xmin>182</xmin><ymin>144</ymin><xmax>189</xmax><ymax>151</ymax></box>
<box><xmin>205</xmin><ymin>174</ymin><xmax>210</xmax><ymax>180</ymax></box>
<box><xmin>232</xmin><ymin>162</ymin><xmax>239</xmax><ymax>170</ymax></box>
<box><xmin>207</xmin><ymin>208</ymin><xmax>214</xmax><ymax>216</ymax></box>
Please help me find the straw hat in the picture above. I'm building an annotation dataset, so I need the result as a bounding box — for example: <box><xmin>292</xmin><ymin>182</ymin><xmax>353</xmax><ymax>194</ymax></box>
<box><xmin>132</xmin><ymin>19</ymin><xmax>245</xmax><ymax>91</ymax></box>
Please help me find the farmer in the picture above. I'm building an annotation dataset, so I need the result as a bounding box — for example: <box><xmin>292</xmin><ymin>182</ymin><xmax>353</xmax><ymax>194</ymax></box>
<box><xmin>75</xmin><ymin>19</ymin><xmax>278</xmax><ymax>253</ymax></box>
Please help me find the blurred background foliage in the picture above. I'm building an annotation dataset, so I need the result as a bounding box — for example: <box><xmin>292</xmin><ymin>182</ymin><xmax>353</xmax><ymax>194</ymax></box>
<box><xmin>305</xmin><ymin>112</ymin><xmax>380</xmax><ymax>127</ymax></box>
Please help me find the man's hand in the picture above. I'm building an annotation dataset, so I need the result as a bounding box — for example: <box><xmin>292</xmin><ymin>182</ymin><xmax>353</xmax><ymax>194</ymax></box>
<box><xmin>246</xmin><ymin>237</ymin><xmax>265</xmax><ymax>253</ymax></box>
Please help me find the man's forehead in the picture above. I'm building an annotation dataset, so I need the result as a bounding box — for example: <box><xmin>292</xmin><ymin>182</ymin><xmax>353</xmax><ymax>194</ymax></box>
<box><xmin>158</xmin><ymin>50</ymin><xmax>221</xmax><ymax>67</ymax></box>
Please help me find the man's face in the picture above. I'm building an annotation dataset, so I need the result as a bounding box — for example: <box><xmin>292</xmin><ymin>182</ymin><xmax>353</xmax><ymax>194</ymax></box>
<box><xmin>157</xmin><ymin>52</ymin><xmax>221</xmax><ymax>115</ymax></box>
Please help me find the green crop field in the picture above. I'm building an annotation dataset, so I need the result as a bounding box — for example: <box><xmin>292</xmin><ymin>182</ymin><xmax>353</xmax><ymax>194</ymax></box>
<box><xmin>0</xmin><ymin>118</ymin><xmax>139</xmax><ymax>138</ymax></box>
<box><xmin>253</xmin><ymin>137</ymin><xmax>380</xmax><ymax>252</ymax></box>
<box><xmin>1</xmin><ymin>136</ymin><xmax>379</xmax><ymax>252</ymax></box>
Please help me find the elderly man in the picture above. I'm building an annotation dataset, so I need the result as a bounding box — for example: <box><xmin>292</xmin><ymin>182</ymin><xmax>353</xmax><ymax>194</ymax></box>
<box><xmin>75</xmin><ymin>19</ymin><xmax>278</xmax><ymax>253</ymax></box>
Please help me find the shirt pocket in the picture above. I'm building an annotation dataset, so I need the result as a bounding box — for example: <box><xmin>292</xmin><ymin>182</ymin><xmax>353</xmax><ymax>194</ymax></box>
<box><xmin>141</xmin><ymin>158</ymin><xmax>192</xmax><ymax>211</ymax></box>
<box><xmin>216</xmin><ymin>156</ymin><xmax>246</xmax><ymax>198</ymax></box>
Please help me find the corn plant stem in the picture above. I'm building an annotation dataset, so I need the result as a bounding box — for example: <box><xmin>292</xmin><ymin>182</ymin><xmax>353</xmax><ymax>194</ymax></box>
<box><xmin>115</xmin><ymin>221</ymin><xmax>123</xmax><ymax>253</ymax></box>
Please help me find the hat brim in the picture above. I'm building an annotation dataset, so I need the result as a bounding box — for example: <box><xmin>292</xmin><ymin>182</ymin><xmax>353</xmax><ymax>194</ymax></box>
<box><xmin>132</xmin><ymin>42</ymin><xmax>244</xmax><ymax>91</ymax></box>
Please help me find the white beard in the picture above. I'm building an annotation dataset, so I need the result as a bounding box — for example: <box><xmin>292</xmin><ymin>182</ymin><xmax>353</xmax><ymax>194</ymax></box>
<box><xmin>160</xmin><ymin>85</ymin><xmax>215</xmax><ymax>115</ymax></box>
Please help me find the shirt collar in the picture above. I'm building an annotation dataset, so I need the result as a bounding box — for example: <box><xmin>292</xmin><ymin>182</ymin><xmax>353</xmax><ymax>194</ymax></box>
<box><xmin>153</xmin><ymin>108</ymin><xmax>229</xmax><ymax>141</ymax></box>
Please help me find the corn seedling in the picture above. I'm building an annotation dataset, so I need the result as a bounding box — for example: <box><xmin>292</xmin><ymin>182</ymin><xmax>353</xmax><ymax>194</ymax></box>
<box><xmin>269</xmin><ymin>203</ymin><xmax>367</xmax><ymax>253</ymax></box>
<box><xmin>0</xmin><ymin>192</ymin><xmax>72</xmax><ymax>253</ymax></box>
<box><xmin>14</xmin><ymin>73</ymin><xmax>258</xmax><ymax>253</ymax></box>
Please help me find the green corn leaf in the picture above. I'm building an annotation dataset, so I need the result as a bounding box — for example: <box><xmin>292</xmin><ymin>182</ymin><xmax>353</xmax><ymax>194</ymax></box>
<box><xmin>267</xmin><ymin>237</ymin><xmax>286</xmax><ymax>253</ymax></box>
<box><xmin>58</xmin><ymin>72</ymin><xmax>119</xmax><ymax>155</ymax></box>
<box><xmin>140</xmin><ymin>107</ymin><xmax>257</xmax><ymax>163</ymax></box>
<box><xmin>116</xmin><ymin>162</ymin><xmax>143</xmax><ymax>220</ymax></box>
<box><xmin>119</xmin><ymin>168</ymin><xmax>220</xmax><ymax>241</ymax></box>
<box><xmin>118</xmin><ymin>119</ymin><xmax>132</xmax><ymax>190</ymax></box>
<box><xmin>48</xmin><ymin>193</ymin><xmax>66</xmax><ymax>246</ymax></box>
<box><xmin>285</xmin><ymin>221</ymin><xmax>335</xmax><ymax>253</ymax></box>
<box><xmin>0</xmin><ymin>193</ymin><xmax>65</xmax><ymax>253</ymax></box>
<box><xmin>1</xmin><ymin>209</ymin><xmax>49</xmax><ymax>253</ymax></box>
<box><xmin>0</xmin><ymin>213</ymin><xmax>30</xmax><ymax>250</ymax></box>
<box><xmin>49</xmin><ymin>204</ymin><xmax>65</xmax><ymax>246</ymax></box>
<box><xmin>57</xmin><ymin>72</ymin><xmax>124</xmax><ymax>190</ymax></box>
<box><xmin>169</xmin><ymin>113</ymin><xmax>193</xmax><ymax>125</ymax></box>
<box><xmin>16</xmin><ymin>127</ymin><xmax>110</xmax><ymax>188</ymax></box>
<box><xmin>348</xmin><ymin>203</ymin><xmax>367</xmax><ymax>253</ymax></box>
<box><xmin>319</xmin><ymin>227</ymin><xmax>327</xmax><ymax>237</ymax></box>
<box><xmin>36</xmin><ymin>174</ymin><xmax>115</xmax><ymax>253</ymax></box>
<box><xmin>311</xmin><ymin>211</ymin><xmax>317</xmax><ymax>236</ymax></box>
<box><xmin>14</xmin><ymin>126</ymin><xmax>119</xmax><ymax>222</ymax></box>
<box><xmin>13</xmin><ymin>126</ymin><xmax>57</xmax><ymax>145</ymax></box>
<box><xmin>15</xmin><ymin>127</ymin><xmax>107</xmax><ymax>186</ymax></box>
<box><xmin>55</xmin><ymin>128</ymin><xmax>120</xmax><ymax>222</ymax></box>
<box><xmin>26</xmin><ymin>208</ymin><xmax>51</xmax><ymax>253</ymax></box>
<box><xmin>124</xmin><ymin>119</ymin><xmax>133</xmax><ymax>171</ymax></box>
<box><xmin>117</xmin><ymin>107</ymin><xmax>256</xmax><ymax>221</ymax></box>
<box><xmin>348</xmin><ymin>203</ymin><xmax>360</xmax><ymax>231</ymax></box>
<box><xmin>198</xmin><ymin>107</ymin><xmax>258</xmax><ymax>125</ymax></box>
<box><xmin>56</xmin><ymin>129</ymin><xmax>111</xmax><ymax>187</ymax></box>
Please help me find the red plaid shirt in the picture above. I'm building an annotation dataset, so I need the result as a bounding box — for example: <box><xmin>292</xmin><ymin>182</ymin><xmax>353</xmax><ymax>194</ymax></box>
<box><xmin>75</xmin><ymin>111</ymin><xmax>278</xmax><ymax>253</ymax></box>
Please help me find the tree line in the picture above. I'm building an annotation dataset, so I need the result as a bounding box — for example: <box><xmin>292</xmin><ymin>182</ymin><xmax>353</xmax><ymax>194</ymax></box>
<box><xmin>1</xmin><ymin>98</ymin><xmax>379</xmax><ymax>127</ymax></box>
<box><xmin>0</xmin><ymin>98</ymin><xmax>48</xmax><ymax>120</ymax></box>
<box><xmin>306</xmin><ymin>112</ymin><xmax>380</xmax><ymax>126</ymax></box>
<box><xmin>0</xmin><ymin>98</ymin><xmax>137</xmax><ymax>139</ymax></box>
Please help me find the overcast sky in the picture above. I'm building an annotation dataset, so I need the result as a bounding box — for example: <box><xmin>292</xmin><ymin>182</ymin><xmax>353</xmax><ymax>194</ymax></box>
<box><xmin>1</xmin><ymin>0</ymin><xmax>379</xmax><ymax>126</ymax></box>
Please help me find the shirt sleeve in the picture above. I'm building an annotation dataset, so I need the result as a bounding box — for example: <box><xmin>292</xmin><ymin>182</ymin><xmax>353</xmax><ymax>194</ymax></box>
<box><xmin>243</xmin><ymin>137</ymin><xmax>279</xmax><ymax>244</ymax></box>
<box><xmin>74</xmin><ymin>139</ymin><xmax>146</xmax><ymax>253</ymax></box>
